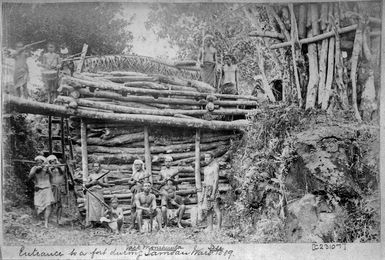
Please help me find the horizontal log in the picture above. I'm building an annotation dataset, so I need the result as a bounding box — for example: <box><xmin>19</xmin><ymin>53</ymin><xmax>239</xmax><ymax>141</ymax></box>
<box><xmin>270</xmin><ymin>24</ymin><xmax>358</xmax><ymax>49</ymax></box>
<box><xmin>87</xmin><ymin>140</ymin><xmax>228</xmax><ymax>154</ymax></box>
<box><xmin>86</xmin><ymin>132</ymin><xmax>149</xmax><ymax>146</ymax></box>
<box><xmin>174</xmin><ymin>60</ymin><xmax>197</xmax><ymax>67</ymax></box>
<box><xmin>57</xmin><ymin>96</ymin><xmax>254</xmax><ymax>117</ymax></box>
<box><xmin>6</xmin><ymin>96</ymin><xmax>249</xmax><ymax>130</ymax></box>
<box><xmin>249</xmin><ymin>30</ymin><xmax>285</xmax><ymax>39</ymax></box>
<box><xmin>102</xmin><ymin>76</ymin><xmax>156</xmax><ymax>83</ymax></box>
<box><xmin>97</xmin><ymin>71</ymin><xmax>147</xmax><ymax>77</ymax></box>
<box><xmin>78</xmin><ymin>89</ymin><xmax>258</xmax><ymax>107</ymax></box>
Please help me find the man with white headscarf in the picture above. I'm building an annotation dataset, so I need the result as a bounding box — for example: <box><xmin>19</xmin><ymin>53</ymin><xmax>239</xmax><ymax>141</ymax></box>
<box><xmin>129</xmin><ymin>159</ymin><xmax>151</xmax><ymax>231</ymax></box>
<box><xmin>28</xmin><ymin>155</ymin><xmax>55</xmax><ymax>228</ymax></box>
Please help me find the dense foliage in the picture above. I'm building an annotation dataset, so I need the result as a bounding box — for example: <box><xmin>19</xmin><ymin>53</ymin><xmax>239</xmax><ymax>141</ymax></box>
<box><xmin>3</xmin><ymin>2</ymin><xmax>133</xmax><ymax>55</ymax></box>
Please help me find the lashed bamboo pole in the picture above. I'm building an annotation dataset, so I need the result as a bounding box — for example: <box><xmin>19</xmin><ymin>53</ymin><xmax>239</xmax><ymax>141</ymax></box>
<box><xmin>270</xmin><ymin>24</ymin><xmax>358</xmax><ymax>49</ymax></box>
<box><xmin>249</xmin><ymin>30</ymin><xmax>285</xmax><ymax>39</ymax></box>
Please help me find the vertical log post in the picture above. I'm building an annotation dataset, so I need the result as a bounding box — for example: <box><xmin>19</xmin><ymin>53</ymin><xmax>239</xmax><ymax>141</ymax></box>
<box><xmin>80</xmin><ymin>119</ymin><xmax>88</xmax><ymax>183</ymax></box>
<box><xmin>195</xmin><ymin>129</ymin><xmax>203</xmax><ymax>223</ymax></box>
<box><xmin>144</xmin><ymin>126</ymin><xmax>152</xmax><ymax>183</ymax></box>
<box><xmin>48</xmin><ymin>116</ymin><xmax>52</xmax><ymax>154</ymax></box>
<box><xmin>76</xmin><ymin>43</ymin><xmax>88</xmax><ymax>74</ymax></box>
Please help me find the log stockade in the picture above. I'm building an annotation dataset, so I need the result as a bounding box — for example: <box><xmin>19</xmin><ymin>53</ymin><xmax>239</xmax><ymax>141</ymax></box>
<box><xmin>5</xmin><ymin>56</ymin><xmax>256</xmax><ymax>226</ymax></box>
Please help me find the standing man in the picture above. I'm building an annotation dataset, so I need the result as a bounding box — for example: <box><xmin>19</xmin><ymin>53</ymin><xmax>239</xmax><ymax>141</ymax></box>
<box><xmin>28</xmin><ymin>156</ymin><xmax>55</xmax><ymax>228</ymax></box>
<box><xmin>201</xmin><ymin>152</ymin><xmax>222</xmax><ymax>231</ymax></box>
<box><xmin>12</xmin><ymin>42</ymin><xmax>30</xmax><ymax>99</ymax></box>
<box><xmin>160</xmin><ymin>179</ymin><xmax>186</xmax><ymax>228</ymax></box>
<box><xmin>135</xmin><ymin>181</ymin><xmax>163</xmax><ymax>233</ymax></box>
<box><xmin>42</xmin><ymin>42</ymin><xmax>61</xmax><ymax>102</ymax></box>
<box><xmin>198</xmin><ymin>35</ymin><xmax>218</xmax><ymax>87</ymax></box>
<box><xmin>219</xmin><ymin>54</ymin><xmax>239</xmax><ymax>95</ymax></box>
<box><xmin>84</xmin><ymin>162</ymin><xmax>109</xmax><ymax>228</ymax></box>
<box><xmin>129</xmin><ymin>159</ymin><xmax>152</xmax><ymax>231</ymax></box>
<box><xmin>47</xmin><ymin>155</ymin><xmax>67</xmax><ymax>225</ymax></box>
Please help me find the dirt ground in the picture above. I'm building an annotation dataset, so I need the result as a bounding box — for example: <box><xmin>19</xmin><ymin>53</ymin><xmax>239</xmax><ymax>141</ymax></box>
<box><xmin>3</xmin><ymin>205</ymin><xmax>239</xmax><ymax>246</ymax></box>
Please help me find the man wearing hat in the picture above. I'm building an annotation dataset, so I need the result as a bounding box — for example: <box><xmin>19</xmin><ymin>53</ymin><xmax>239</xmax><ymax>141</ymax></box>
<box><xmin>198</xmin><ymin>34</ymin><xmax>218</xmax><ymax>87</ymax></box>
<box><xmin>219</xmin><ymin>53</ymin><xmax>238</xmax><ymax>95</ymax></box>
<box><xmin>129</xmin><ymin>159</ymin><xmax>152</xmax><ymax>231</ymax></box>
<box><xmin>159</xmin><ymin>156</ymin><xmax>180</xmax><ymax>185</ymax></box>
<box><xmin>28</xmin><ymin>156</ymin><xmax>55</xmax><ymax>228</ymax></box>
<box><xmin>47</xmin><ymin>155</ymin><xmax>66</xmax><ymax>225</ymax></box>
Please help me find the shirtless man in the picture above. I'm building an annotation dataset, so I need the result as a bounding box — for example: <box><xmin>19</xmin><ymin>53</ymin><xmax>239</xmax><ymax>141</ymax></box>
<box><xmin>134</xmin><ymin>182</ymin><xmax>163</xmax><ymax>233</ymax></box>
<box><xmin>28</xmin><ymin>156</ymin><xmax>55</xmax><ymax>228</ymax></box>
<box><xmin>202</xmin><ymin>152</ymin><xmax>222</xmax><ymax>231</ymax></box>
<box><xmin>198</xmin><ymin>35</ymin><xmax>218</xmax><ymax>87</ymax></box>
<box><xmin>47</xmin><ymin>155</ymin><xmax>67</xmax><ymax>225</ymax></box>
<box><xmin>159</xmin><ymin>156</ymin><xmax>179</xmax><ymax>185</ymax></box>
<box><xmin>220</xmin><ymin>54</ymin><xmax>239</xmax><ymax>95</ymax></box>
<box><xmin>160</xmin><ymin>179</ymin><xmax>186</xmax><ymax>228</ymax></box>
<box><xmin>129</xmin><ymin>159</ymin><xmax>152</xmax><ymax>231</ymax></box>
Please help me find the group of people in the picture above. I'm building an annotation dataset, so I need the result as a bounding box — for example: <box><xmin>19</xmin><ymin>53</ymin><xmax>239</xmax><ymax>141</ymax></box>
<box><xmin>198</xmin><ymin>34</ymin><xmax>239</xmax><ymax>95</ymax></box>
<box><xmin>28</xmin><ymin>155</ymin><xmax>67</xmax><ymax>228</ymax></box>
<box><xmin>9</xmin><ymin>41</ymin><xmax>74</xmax><ymax>101</ymax></box>
<box><xmin>29</xmin><ymin>152</ymin><xmax>222</xmax><ymax>234</ymax></box>
<box><xmin>83</xmin><ymin>152</ymin><xmax>222</xmax><ymax>234</ymax></box>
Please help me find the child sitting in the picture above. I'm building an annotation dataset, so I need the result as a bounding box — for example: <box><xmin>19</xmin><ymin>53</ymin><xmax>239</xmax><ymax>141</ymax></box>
<box><xmin>100</xmin><ymin>196</ymin><xmax>124</xmax><ymax>234</ymax></box>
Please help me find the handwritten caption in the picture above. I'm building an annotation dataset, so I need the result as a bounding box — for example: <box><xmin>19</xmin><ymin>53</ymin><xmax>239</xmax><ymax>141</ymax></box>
<box><xmin>312</xmin><ymin>243</ymin><xmax>347</xmax><ymax>251</ymax></box>
<box><xmin>19</xmin><ymin>244</ymin><xmax>234</xmax><ymax>259</ymax></box>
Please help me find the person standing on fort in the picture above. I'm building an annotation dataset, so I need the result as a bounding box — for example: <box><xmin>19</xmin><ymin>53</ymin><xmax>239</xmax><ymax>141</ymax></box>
<box><xmin>28</xmin><ymin>156</ymin><xmax>55</xmax><ymax>228</ymax></box>
<box><xmin>219</xmin><ymin>53</ymin><xmax>239</xmax><ymax>95</ymax></box>
<box><xmin>84</xmin><ymin>162</ymin><xmax>109</xmax><ymax>228</ymax></box>
<box><xmin>12</xmin><ymin>41</ymin><xmax>30</xmax><ymax>99</ymax></box>
<box><xmin>201</xmin><ymin>152</ymin><xmax>222</xmax><ymax>231</ymax></box>
<box><xmin>198</xmin><ymin>35</ymin><xmax>218</xmax><ymax>87</ymax></box>
<box><xmin>42</xmin><ymin>42</ymin><xmax>61</xmax><ymax>103</ymax></box>
<box><xmin>47</xmin><ymin>155</ymin><xmax>67</xmax><ymax>225</ymax></box>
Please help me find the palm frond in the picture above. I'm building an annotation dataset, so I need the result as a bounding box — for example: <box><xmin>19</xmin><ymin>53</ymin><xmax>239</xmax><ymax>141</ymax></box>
<box><xmin>75</xmin><ymin>55</ymin><xmax>200</xmax><ymax>80</ymax></box>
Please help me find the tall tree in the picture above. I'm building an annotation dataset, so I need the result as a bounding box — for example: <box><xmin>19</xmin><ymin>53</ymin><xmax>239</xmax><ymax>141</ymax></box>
<box><xmin>2</xmin><ymin>2</ymin><xmax>133</xmax><ymax>55</ymax></box>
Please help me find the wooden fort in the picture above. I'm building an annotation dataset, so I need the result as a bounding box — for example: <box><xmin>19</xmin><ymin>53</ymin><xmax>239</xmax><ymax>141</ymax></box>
<box><xmin>5</xmin><ymin>54</ymin><xmax>258</xmax><ymax>226</ymax></box>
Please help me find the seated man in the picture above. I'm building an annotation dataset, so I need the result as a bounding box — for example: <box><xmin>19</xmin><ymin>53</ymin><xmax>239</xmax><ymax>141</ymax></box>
<box><xmin>134</xmin><ymin>181</ymin><xmax>163</xmax><ymax>234</ymax></box>
<box><xmin>160</xmin><ymin>179</ymin><xmax>186</xmax><ymax>228</ymax></box>
<box><xmin>101</xmin><ymin>196</ymin><xmax>124</xmax><ymax>234</ymax></box>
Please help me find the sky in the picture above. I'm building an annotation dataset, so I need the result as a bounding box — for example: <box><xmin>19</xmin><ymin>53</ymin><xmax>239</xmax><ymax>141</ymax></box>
<box><xmin>122</xmin><ymin>3</ymin><xmax>178</xmax><ymax>60</ymax></box>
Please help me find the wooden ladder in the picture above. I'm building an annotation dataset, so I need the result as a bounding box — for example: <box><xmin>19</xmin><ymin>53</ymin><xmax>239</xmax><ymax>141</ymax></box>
<box><xmin>45</xmin><ymin>116</ymin><xmax>78</xmax><ymax>200</ymax></box>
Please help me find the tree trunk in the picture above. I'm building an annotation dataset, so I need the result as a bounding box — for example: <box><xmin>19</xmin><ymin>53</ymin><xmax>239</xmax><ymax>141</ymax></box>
<box><xmin>350</xmin><ymin>21</ymin><xmax>364</xmax><ymax>122</ymax></box>
<box><xmin>360</xmin><ymin>28</ymin><xmax>377</xmax><ymax>120</ymax></box>
<box><xmin>289</xmin><ymin>4</ymin><xmax>303</xmax><ymax>107</ymax></box>
<box><xmin>333</xmin><ymin>4</ymin><xmax>349</xmax><ymax>109</ymax></box>
<box><xmin>322</xmin><ymin>34</ymin><xmax>335</xmax><ymax>109</ymax></box>
<box><xmin>298</xmin><ymin>5</ymin><xmax>307</xmax><ymax>39</ymax></box>
<box><xmin>305</xmin><ymin>4</ymin><xmax>320</xmax><ymax>109</ymax></box>
<box><xmin>266</xmin><ymin>6</ymin><xmax>291</xmax><ymax>40</ymax></box>
<box><xmin>86</xmin><ymin>132</ymin><xmax>148</xmax><ymax>146</ymax></box>
<box><xmin>317</xmin><ymin>4</ymin><xmax>330</xmax><ymax>105</ymax></box>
